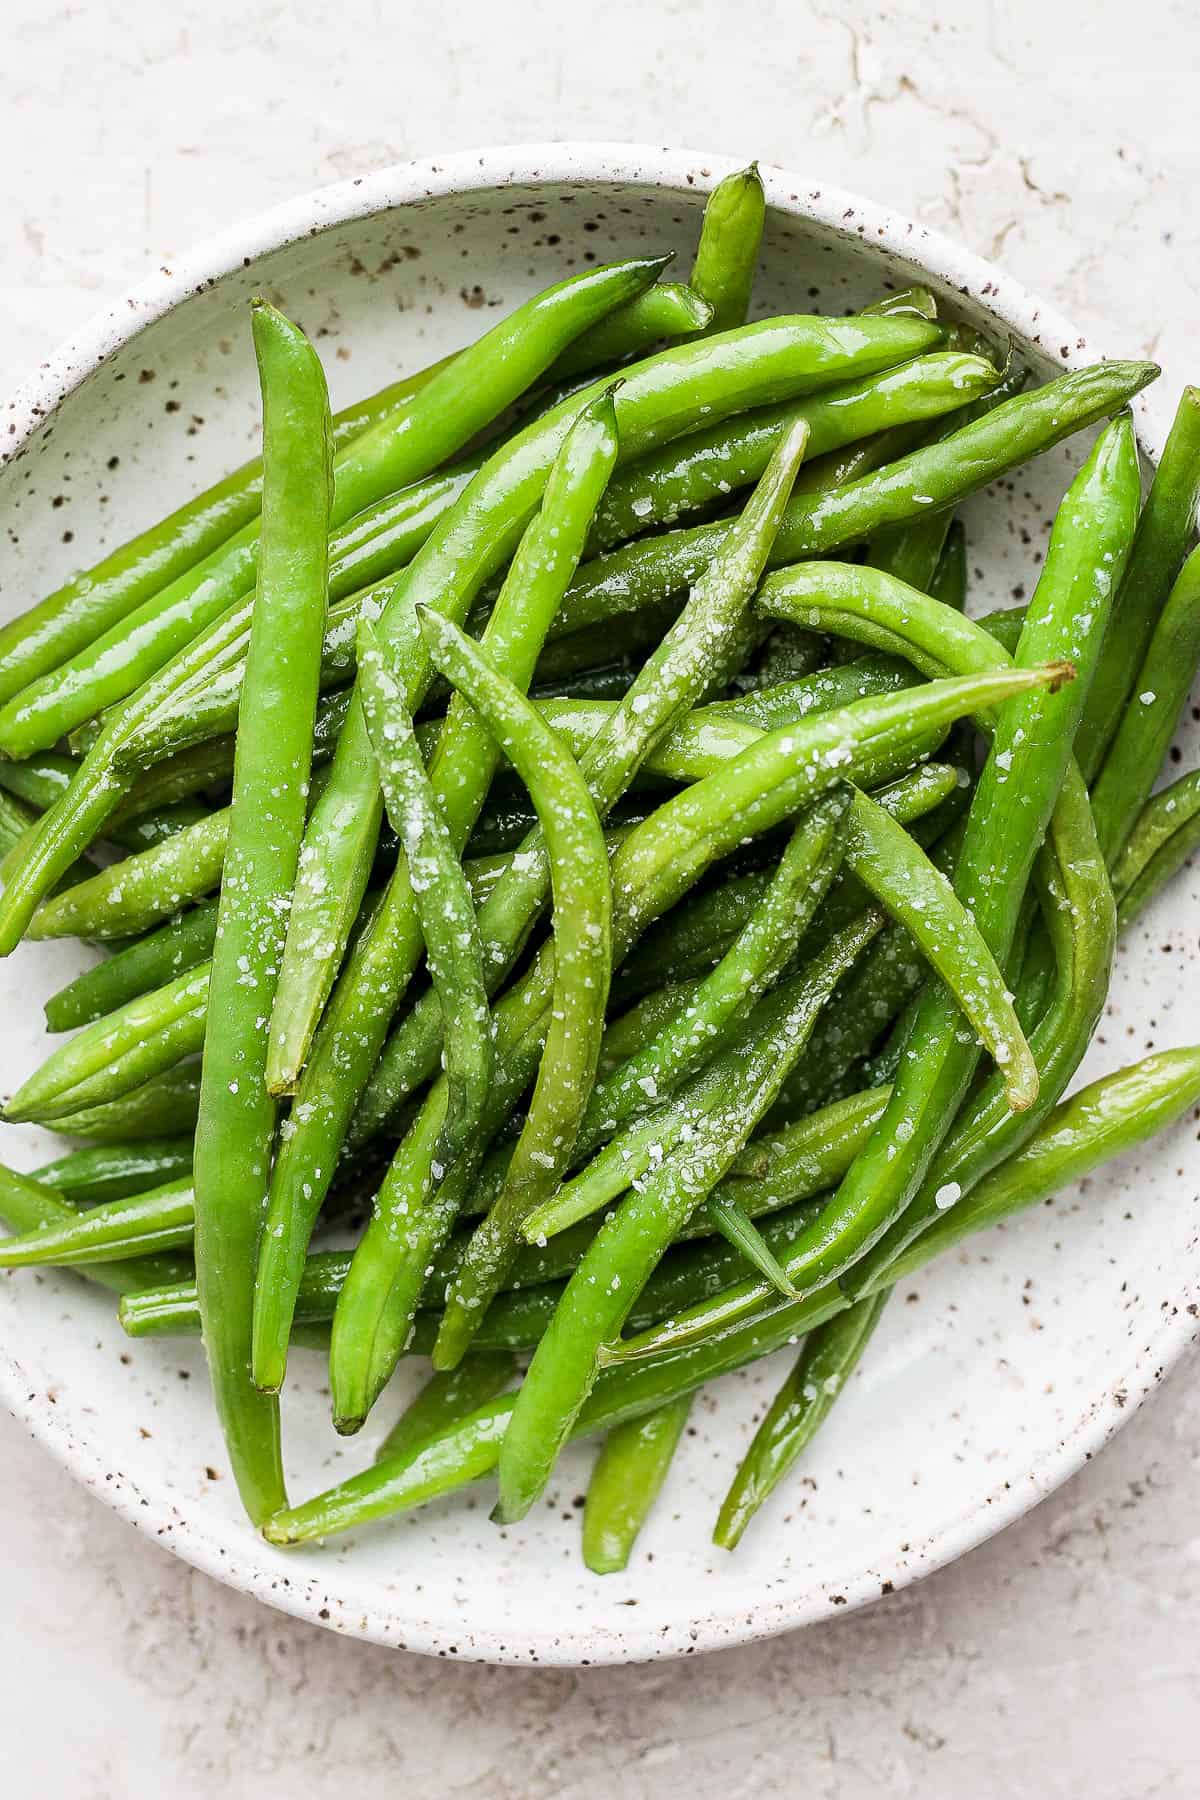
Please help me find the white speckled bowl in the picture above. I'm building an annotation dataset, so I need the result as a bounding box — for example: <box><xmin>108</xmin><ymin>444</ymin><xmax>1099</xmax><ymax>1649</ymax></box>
<box><xmin>1</xmin><ymin>145</ymin><xmax>1196</xmax><ymax>1666</ymax></box>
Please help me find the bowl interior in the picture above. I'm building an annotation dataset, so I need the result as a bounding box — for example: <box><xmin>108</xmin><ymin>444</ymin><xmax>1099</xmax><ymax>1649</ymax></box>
<box><xmin>1</xmin><ymin>158</ymin><xmax>1196</xmax><ymax>1664</ymax></box>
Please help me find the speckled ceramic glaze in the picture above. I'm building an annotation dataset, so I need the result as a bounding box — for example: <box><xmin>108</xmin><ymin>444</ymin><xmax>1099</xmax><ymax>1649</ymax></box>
<box><xmin>1</xmin><ymin>145</ymin><xmax>1196</xmax><ymax>1666</ymax></box>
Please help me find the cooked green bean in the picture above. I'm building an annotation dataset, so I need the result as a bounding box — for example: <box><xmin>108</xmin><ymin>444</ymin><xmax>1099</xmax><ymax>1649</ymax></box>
<box><xmin>49</xmin><ymin>1062</ymin><xmax>202</xmax><ymax>1141</ymax></box>
<box><xmin>0</xmin><ymin>1177</ymin><xmax>194</xmax><ymax>1266</ymax></box>
<box><xmin>32</xmin><ymin>1138</ymin><xmax>193</xmax><ymax>1207</ymax></box>
<box><xmin>375</xmin><ymin>1356</ymin><xmax>521</xmax><ymax>1466</ymax></box>
<box><xmin>1113</xmin><ymin>767</ymin><xmax>1200</xmax><ymax>926</ymax></box>
<box><xmin>0</xmin><ymin>1162</ymin><xmax>188</xmax><ymax>1294</ymax></box>
<box><xmin>192</xmin><ymin>301</ymin><xmax>332</xmax><ymax>1523</ymax></box>
<box><xmin>43</xmin><ymin>901</ymin><xmax>218</xmax><ymax>1032</ymax></box>
<box><xmin>583</xmin><ymin>1395</ymin><xmax>694</xmax><ymax>1573</ymax></box>
<box><xmin>689</xmin><ymin>164</ymin><xmax>765</xmax><ymax>333</ymax></box>
<box><xmin>713</xmin><ymin>1290</ymin><xmax>888</xmax><ymax>1548</ymax></box>
<box><xmin>267</xmin><ymin>309</ymin><xmax>940</xmax><ymax>1091</ymax></box>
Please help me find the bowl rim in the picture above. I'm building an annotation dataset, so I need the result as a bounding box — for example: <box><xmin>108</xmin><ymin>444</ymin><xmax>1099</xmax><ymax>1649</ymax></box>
<box><xmin>0</xmin><ymin>140</ymin><xmax>1188</xmax><ymax>1666</ymax></box>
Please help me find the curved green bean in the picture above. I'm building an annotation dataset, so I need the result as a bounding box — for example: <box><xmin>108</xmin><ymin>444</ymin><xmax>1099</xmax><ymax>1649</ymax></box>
<box><xmin>583</xmin><ymin>1395</ymin><xmax>694</xmax><ymax>1573</ymax></box>
<box><xmin>43</xmin><ymin>901</ymin><xmax>218</xmax><ymax>1032</ymax></box>
<box><xmin>32</xmin><ymin>1138</ymin><xmax>193</xmax><ymax>1207</ymax></box>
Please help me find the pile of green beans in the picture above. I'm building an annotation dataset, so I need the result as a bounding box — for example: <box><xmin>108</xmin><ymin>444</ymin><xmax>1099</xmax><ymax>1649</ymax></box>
<box><xmin>2</xmin><ymin>165</ymin><xmax>1198</xmax><ymax>1574</ymax></box>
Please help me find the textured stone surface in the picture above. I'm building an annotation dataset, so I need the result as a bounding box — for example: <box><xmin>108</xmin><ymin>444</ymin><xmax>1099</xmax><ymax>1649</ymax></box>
<box><xmin>2</xmin><ymin>1</ymin><xmax>1198</xmax><ymax>1792</ymax></box>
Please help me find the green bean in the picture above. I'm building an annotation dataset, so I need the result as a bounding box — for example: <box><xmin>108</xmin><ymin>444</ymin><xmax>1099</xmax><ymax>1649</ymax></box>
<box><xmin>689</xmin><ymin>164</ymin><xmax>765</xmax><ymax>333</ymax></box>
<box><xmin>494</xmin><ymin>912</ymin><xmax>883</xmax><ymax>1521</ymax></box>
<box><xmin>582</xmin><ymin>1395</ymin><xmax>694</xmax><ymax>1573</ymax></box>
<box><xmin>0</xmin><ymin>262</ymin><xmax>664</xmax><ymax>766</ymax></box>
<box><xmin>251</xmin><ymin>395</ymin><xmax>622</xmax><ymax>1395</ymax></box>
<box><xmin>1091</xmin><ymin>546</ymin><xmax>1200</xmax><ymax>863</ymax></box>
<box><xmin>402</xmin><ymin>610</ymin><xmax>614</xmax><ymax>1372</ymax></box>
<box><xmin>740</xmin><ymin>417</ymin><xmax>1138</xmax><ymax>1302</ymax></box>
<box><xmin>262</xmin><ymin>1039</ymin><xmax>1200</xmax><ymax>1543</ymax></box>
<box><xmin>928</xmin><ymin>517</ymin><xmax>968</xmax><ymax>609</ymax></box>
<box><xmin>713</xmin><ymin>1290</ymin><xmax>888</xmax><ymax>1549</ymax></box>
<box><xmin>0</xmin><ymin>1163</ymin><xmax>187</xmax><ymax>1294</ymax></box>
<box><xmin>848</xmin><ymin>763</ymin><xmax>1114</xmax><ymax>1289</ymax></box>
<box><xmin>0</xmin><ymin>356</ymin><xmax>463</xmax><ymax>713</ymax></box>
<box><xmin>266</xmin><ymin>312</ymin><xmax>942</xmax><ymax>1092</ymax></box>
<box><xmin>357</xmin><ymin>618</ymin><xmax>492</xmax><ymax>1163</ymax></box>
<box><xmin>350</xmin><ymin>418</ymin><xmax>816</xmax><ymax>1157</ymax></box>
<box><xmin>842</xmin><ymin>787</ymin><xmax>1038</xmax><ymax>1109</ymax></box>
<box><xmin>704</xmin><ymin>1196</ymin><xmax>797</xmax><ymax>1297</ymax></box>
<box><xmin>0</xmin><ymin>1177</ymin><xmax>194</xmax><ymax>1267</ymax></box>
<box><xmin>549</xmin><ymin>282</ymin><xmax>713</xmax><ymax>379</ymax></box>
<box><xmin>6</xmin><ymin>963</ymin><xmax>209</xmax><ymax>1123</ymax></box>
<box><xmin>375</xmin><ymin>1356</ymin><xmax>521</xmax><ymax>1466</ymax></box>
<box><xmin>191</xmin><ymin>302</ymin><xmax>332</xmax><ymax>1523</ymax></box>
<box><xmin>32</xmin><ymin>1138</ymin><xmax>193</xmax><ymax>1207</ymax></box>
<box><xmin>49</xmin><ymin>1062</ymin><xmax>202</xmax><ymax>1140</ymax></box>
<box><xmin>1113</xmin><ymin>768</ymin><xmax>1200</xmax><ymax>926</ymax></box>
<box><xmin>43</xmin><ymin>901</ymin><xmax>218</xmax><ymax>1032</ymax></box>
<box><xmin>0</xmin><ymin>271</ymin><xmax>666</xmax><ymax>951</ymax></box>
<box><xmin>610</xmin><ymin>1042</ymin><xmax>1200</xmax><ymax>1365</ymax></box>
<box><xmin>117</xmin><ymin>1092</ymin><xmax>888</xmax><ymax>1341</ymax></box>
<box><xmin>556</xmin><ymin>361</ymin><xmax>1157</xmax><ymax>639</ymax></box>
<box><xmin>584</xmin><ymin>351</ymin><xmax>1000</xmax><ymax>556</ymax></box>
<box><xmin>26</xmin><ymin>800</ymin><xmax>230</xmax><ymax>943</ymax></box>
<box><xmin>573</xmin><ymin>791</ymin><xmax>849</xmax><ymax>1159</ymax></box>
<box><xmin>1075</xmin><ymin>385</ymin><xmax>1200</xmax><ymax>781</ymax></box>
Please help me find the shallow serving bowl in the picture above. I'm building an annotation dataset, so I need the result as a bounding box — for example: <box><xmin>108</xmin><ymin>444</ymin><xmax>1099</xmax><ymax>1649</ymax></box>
<box><xmin>1</xmin><ymin>143</ymin><xmax>1195</xmax><ymax>1665</ymax></box>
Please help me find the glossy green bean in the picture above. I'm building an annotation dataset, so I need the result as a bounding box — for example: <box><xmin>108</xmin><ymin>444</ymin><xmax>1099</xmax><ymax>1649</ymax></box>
<box><xmin>584</xmin><ymin>351</ymin><xmax>1000</xmax><ymax>556</ymax></box>
<box><xmin>689</xmin><ymin>164</ymin><xmax>765</xmax><ymax>333</ymax></box>
<box><xmin>49</xmin><ymin>1062</ymin><xmax>202</xmax><ymax>1140</ymax></box>
<box><xmin>1075</xmin><ymin>385</ymin><xmax>1200</xmax><ymax>781</ymax></box>
<box><xmin>1091</xmin><ymin>545</ymin><xmax>1200</xmax><ymax>863</ymax></box>
<box><xmin>0</xmin><ymin>1162</ymin><xmax>188</xmax><ymax>1294</ymax></box>
<box><xmin>357</xmin><ymin>619</ymin><xmax>492</xmax><ymax>1163</ymax></box>
<box><xmin>43</xmin><ymin>901</ymin><xmax>218</xmax><ymax>1032</ymax></box>
<box><xmin>6</xmin><ymin>962</ymin><xmax>209</xmax><ymax>1123</ymax></box>
<box><xmin>267</xmin><ymin>310</ymin><xmax>942</xmax><ymax>1090</ymax></box>
<box><xmin>191</xmin><ymin>301</ymin><xmax>332</xmax><ymax>1524</ymax></box>
<box><xmin>32</xmin><ymin>1138</ymin><xmax>193</xmax><ymax>1207</ymax></box>
<box><xmin>743</xmin><ymin>417</ymin><xmax>1138</xmax><ymax>1302</ymax></box>
<box><xmin>0</xmin><ymin>1177</ymin><xmax>194</xmax><ymax>1266</ymax></box>
<box><xmin>494</xmin><ymin>912</ymin><xmax>883</xmax><ymax>1521</ymax></box>
<box><xmin>0</xmin><ymin>261</ymin><xmax>663</xmax><ymax>764</ymax></box>
<box><xmin>713</xmin><ymin>1290</ymin><xmax>888</xmax><ymax>1548</ymax></box>
<box><xmin>26</xmin><ymin>798</ymin><xmax>230</xmax><ymax>943</ymax></box>
<box><xmin>1113</xmin><ymin>768</ymin><xmax>1200</xmax><ymax>926</ymax></box>
<box><xmin>549</xmin><ymin>282</ymin><xmax>713</xmax><ymax>379</ymax></box>
<box><xmin>408</xmin><ymin>609</ymin><xmax>614</xmax><ymax>1371</ymax></box>
<box><xmin>704</xmin><ymin>1195</ymin><xmax>797</xmax><ymax>1297</ymax></box>
<box><xmin>583</xmin><ymin>1394</ymin><xmax>694</xmax><ymax>1573</ymax></box>
<box><xmin>556</xmin><ymin>361</ymin><xmax>1157</xmax><ymax>639</ymax></box>
<box><xmin>251</xmin><ymin>395</ymin><xmax>622</xmax><ymax>1395</ymax></box>
<box><xmin>375</xmin><ymin>1355</ymin><xmax>521</xmax><ymax>1465</ymax></box>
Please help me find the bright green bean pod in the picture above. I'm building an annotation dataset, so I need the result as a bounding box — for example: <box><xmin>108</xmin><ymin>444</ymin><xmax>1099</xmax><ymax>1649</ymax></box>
<box><xmin>573</xmin><ymin>789</ymin><xmax>849</xmax><ymax>1161</ymax></box>
<box><xmin>192</xmin><ymin>301</ymin><xmax>332</xmax><ymax>1523</ymax></box>
<box><xmin>50</xmin><ymin>1062</ymin><xmax>202</xmax><ymax>1140</ymax></box>
<box><xmin>582</xmin><ymin>1394</ymin><xmax>694</xmax><ymax>1573</ymax></box>
<box><xmin>43</xmin><ymin>901</ymin><xmax>218</xmax><ymax>1032</ymax></box>
<box><xmin>0</xmin><ymin>262</ymin><xmax>664</xmax><ymax>764</ymax></box>
<box><xmin>0</xmin><ymin>1162</ymin><xmax>187</xmax><ymax>1294</ymax></box>
<box><xmin>689</xmin><ymin>164</ymin><xmax>765</xmax><ymax>333</ymax></box>
<box><xmin>1075</xmin><ymin>384</ymin><xmax>1200</xmax><ymax>781</ymax></box>
<box><xmin>744</xmin><ymin>417</ymin><xmax>1139</xmax><ymax>1302</ymax></box>
<box><xmin>26</xmin><ymin>804</ymin><xmax>229</xmax><ymax>942</ymax></box>
<box><xmin>415</xmin><ymin>612</ymin><xmax>613</xmax><ymax>1371</ymax></box>
<box><xmin>350</xmin><ymin>416</ymin><xmax>816</xmax><ymax>1150</ymax></box>
<box><xmin>842</xmin><ymin>787</ymin><xmax>1038</xmax><ymax>1110</ymax></box>
<box><xmin>375</xmin><ymin>1355</ymin><xmax>520</xmax><ymax>1466</ymax></box>
<box><xmin>713</xmin><ymin>1290</ymin><xmax>887</xmax><ymax>1548</ymax></box>
<box><xmin>262</xmin><ymin>1044</ymin><xmax>1200</xmax><ymax>1542</ymax></box>
<box><xmin>494</xmin><ymin>912</ymin><xmax>883</xmax><ymax>1522</ymax></box>
<box><xmin>250</xmin><ymin>394</ymin><xmax>622</xmax><ymax>1394</ymax></box>
<box><xmin>704</xmin><ymin>1196</ymin><xmax>797</xmax><ymax>1297</ymax></box>
<box><xmin>357</xmin><ymin>618</ymin><xmax>492</xmax><ymax>1163</ymax></box>
<box><xmin>1090</xmin><ymin>545</ymin><xmax>1200</xmax><ymax>863</ymax></box>
<box><xmin>266</xmin><ymin>310</ymin><xmax>942</xmax><ymax>1089</ymax></box>
<box><xmin>5</xmin><ymin>963</ymin><xmax>209</xmax><ymax>1123</ymax></box>
<box><xmin>549</xmin><ymin>282</ymin><xmax>713</xmax><ymax>379</ymax></box>
<box><xmin>1113</xmin><ymin>767</ymin><xmax>1200</xmax><ymax>926</ymax></box>
<box><xmin>32</xmin><ymin>1138</ymin><xmax>193</xmax><ymax>1206</ymax></box>
<box><xmin>0</xmin><ymin>357</ymin><xmax>453</xmax><ymax>711</ymax></box>
<box><xmin>556</xmin><ymin>361</ymin><xmax>1158</xmax><ymax>639</ymax></box>
<box><xmin>0</xmin><ymin>1177</ymin><xmax>194</xmax><ymax>1266</ymax></box>
<box><xmin>585</xmin><ymin>351</ymin><xmax>999</xmax><ymax>555</ymax></box>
